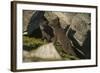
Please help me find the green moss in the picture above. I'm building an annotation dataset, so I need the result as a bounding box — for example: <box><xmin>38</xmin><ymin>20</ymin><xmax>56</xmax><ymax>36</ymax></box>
<box><xmin>23</xmin><ymin>36</ymin><xmax>48</xmax><ymax>50</ymax></box>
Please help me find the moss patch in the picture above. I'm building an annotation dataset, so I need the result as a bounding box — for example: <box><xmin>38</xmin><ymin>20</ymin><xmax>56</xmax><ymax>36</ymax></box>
<box><xmin>23</xmin><ymin>36</ymin><xmax>48</xmax><ymax>51</ymax></box>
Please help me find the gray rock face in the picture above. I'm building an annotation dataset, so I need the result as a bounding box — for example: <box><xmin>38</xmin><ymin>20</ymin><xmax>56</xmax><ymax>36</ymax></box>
<box><xmin>31</xmin><ymin>43</ymin><xmax>62</xmax><ymax>60</ymax></box>
<box><xmin>71</xmin><ymin>13</ymin><xmax>91</xmax><ymax>45</ymax></box>
<box><xmin>23</xmin><ymin>43</ymin><xmax>62</xmax><ymax>62</ymax></box>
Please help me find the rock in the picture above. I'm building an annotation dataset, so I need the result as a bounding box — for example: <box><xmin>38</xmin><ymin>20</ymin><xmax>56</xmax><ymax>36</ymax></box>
<box><xmin>40</xmin><ymin>20</ymin><xmax>54</xmax><ymax>42</ymax></box>
<box><xmin>30</xmin><ymin>43</ymin><xmax>62</xmax><ymax>61</ymax></box>
<box><xmin>53</xmin><ymin>12</ymin><xmax>76</xmax><ymax>28</ymax></box>
<box><xmin>71</xmin><ymin>13</ymin><xmax>91</xmax><ymax>45</ymax></box>
<box><xmin>81</xmin><ymin>30</ymin><xmax>91</xmax><ymax>59</ymax></box>
<box><xmin>23</xmin><ymin>50</ymin><xmax>32</xmax><ymax>62</ymax></box>
<box><xmin>44</xmin><ymin>12</ymin><xmax>58</xmax><ymax>22</ymax></box>
<box><xmin>23</xmin><ymin>43</ymin><xmax>62</xmax><ymax>62</ymax></box>
<box><xmin>27</xmin><ymin>11</ymin><xmax>45</xmax><ymax>35</ymax></box>
<box><xmin>44</xmin><ymin>12</ymin><xmax>76</xmax><ymax>29</ymax></box>
<box><xmin>23</xmin><ymin>10</ymin><xmax>35</xmax><ymax>32</ymax></box>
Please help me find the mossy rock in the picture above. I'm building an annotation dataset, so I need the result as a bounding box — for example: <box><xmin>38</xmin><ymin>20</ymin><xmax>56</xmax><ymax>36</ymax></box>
<box><xmin>23</xmin><ymin>36</ymin><xmax>48</xmax><ymax>51</ymax></box>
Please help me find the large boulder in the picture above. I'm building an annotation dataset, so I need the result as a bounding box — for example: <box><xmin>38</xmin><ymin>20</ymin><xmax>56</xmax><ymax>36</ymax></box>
<box><xmin>23</xmin><ymin>43</ymin><xmax>62</xmax><ymax>62</ymax></box>
<box><xmin>30</xmin><ymin>43</ymin><xmax>62</xmax><ymax>60</ymax></box>
<box><xmin>70</xmin><ymin>13</ymin><xmax>91</xmax><ymax>45</ymax></box>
